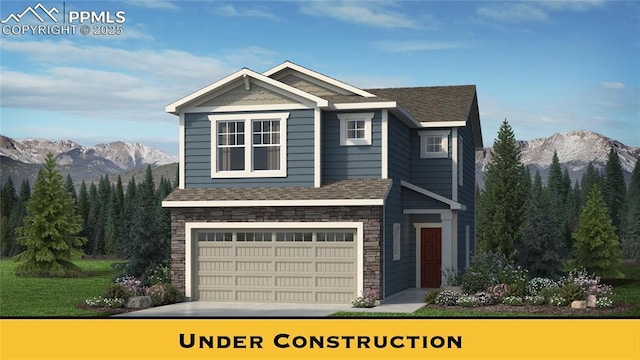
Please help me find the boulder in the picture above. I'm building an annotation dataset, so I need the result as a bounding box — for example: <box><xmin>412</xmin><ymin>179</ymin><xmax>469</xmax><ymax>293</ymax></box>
<box><xmin>586</xmin><ymin>295</ymin><xmax>597</xmax><ymax>308</ymax></box>
<box><xmin>571</xmin><ymin>300</ymin><xmax>586</xmax><ymax>309</ymax></box>
<box><xmin>125</xmin><ymin>296</ymin><xmax>152</xmax><ymax>309</ymax></box>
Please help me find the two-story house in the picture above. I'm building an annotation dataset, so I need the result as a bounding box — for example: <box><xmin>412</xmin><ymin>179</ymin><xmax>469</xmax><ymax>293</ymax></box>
<box><xmin>162</xmin><ymin>61</ymin><xmax>482</xmax><ymax>304</ymax></box>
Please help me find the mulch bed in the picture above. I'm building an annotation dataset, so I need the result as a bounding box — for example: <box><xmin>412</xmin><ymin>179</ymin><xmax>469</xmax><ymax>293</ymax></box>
<box><xmin>424</xmin><ymin>301</ymin><xmax>635</xmax><ymax>316</ymax></box>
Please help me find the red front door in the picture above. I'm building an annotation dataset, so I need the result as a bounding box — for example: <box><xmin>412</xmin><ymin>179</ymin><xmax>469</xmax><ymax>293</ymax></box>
<box><xmin>421</xmin><ymin>228</ymin><xmax>442</xmax><ymax>288</ymax></box>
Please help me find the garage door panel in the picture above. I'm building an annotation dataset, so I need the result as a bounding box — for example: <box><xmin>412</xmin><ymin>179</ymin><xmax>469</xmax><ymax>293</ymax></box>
<box><xmin>196</xmin><ymin>228</ymin><xmax>357</xmax><ymax>303</ymax></box>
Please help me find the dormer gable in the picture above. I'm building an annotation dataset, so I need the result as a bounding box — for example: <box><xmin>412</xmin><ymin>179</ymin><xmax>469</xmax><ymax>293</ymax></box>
<box><xmin>166</xmin><ymin>67</ymin><xmax>329</xmax><ymax>114</ymax></box>
<box><xmin>264</xmin><ymin>61</ymin><xmax>377</xmax><ymax>98</ymax></box>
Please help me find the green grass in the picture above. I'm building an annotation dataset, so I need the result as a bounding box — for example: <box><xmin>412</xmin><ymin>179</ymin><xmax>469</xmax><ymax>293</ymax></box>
<box><xmin>333</xmin><ymin>262</ymin><xmax>640</xmax><ymax>318</ymax></box>
<box><xmin>0</xmin><ymin>259</ymin><xmax>120</xmax><ymax>317</ymax></box>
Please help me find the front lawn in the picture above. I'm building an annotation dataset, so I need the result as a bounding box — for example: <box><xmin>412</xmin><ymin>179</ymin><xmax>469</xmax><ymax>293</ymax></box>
<box><xmin>0</xmin><ymin>259</ymin><xmax>120</xmax><ymax>317</ymax></box>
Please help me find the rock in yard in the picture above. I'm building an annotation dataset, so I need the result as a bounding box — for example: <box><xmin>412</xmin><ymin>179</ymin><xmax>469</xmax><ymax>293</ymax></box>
<box><xmin>586</xmin><ymin>295</ymin><xmax>597</xmax><ymax>308</ymax></box>
<box><xmin>571</xmin><ymin>300</ymin><xmax>586</xmax><ymax>309</ymax></box>
<box><xmin>126</xmin><ymin>296</ymin><xmax>152</xmax><ymax>309</ymax></box>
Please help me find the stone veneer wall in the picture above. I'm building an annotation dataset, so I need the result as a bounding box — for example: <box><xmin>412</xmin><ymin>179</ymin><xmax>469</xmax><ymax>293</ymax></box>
<box><xmin>169</xmin><ymin>206</ymin><xmax>383</xmax><ymax>300</ymax></box>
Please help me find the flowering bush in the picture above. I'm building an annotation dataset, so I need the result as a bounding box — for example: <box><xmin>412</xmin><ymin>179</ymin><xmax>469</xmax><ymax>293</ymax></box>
<box><xmin>549</xmin><ymin>294</ymin><xmax>569</xmax><ymax>306</ymax></box>
<box><xmin>115</xmin><ymin>275</ymin><xmax>143</xmax><ymax>297</ymax></box>
<box><xmin>435</xmin><ymin>290</ymin><xmax>461</xmax><ymax>306</ymax></box>
<box><xmin>145</xmin><ymin>284</ymin><xmax>168</xmax><ymax>306</ymax></box>
<box><xmin>456</xmin><ymin>294</ymin><xmax>479</xmax><ymax>307</ymax></box>
<box><xmin>527</xmin><ymin>277</ymin><xmax>558</xmax><ymax>296</ymax></box>
<box><xmin>586</xmin><ymin>284</ymin><xmax>614</xmax><ymax>297</ymax></box>
<box><xmin>524</xmin><ymin>295</ymin><xmax>546</xmax><ymax>305</ymax></box>
<box><xmin>85</xmin><ymin>296</ymin><xmax>126</xmax><ymax>308</ymax></box>
<box><xmin>498</xmin><ymin>265</ymin><xmax>529</xmax><ymax>297</ymax></box>
<box><xmin>473</xmin><ymin>291</ymin><xmax>495</xmax><ymax>306</ymax></box>
<box><xmin>596</xmin><ymin>296</ymin><xmax>614</xmax><ymax>308</ymax></box>
<box><xmin>351</xmin><ymin>290</ymin><xmax>377</xmax><ymax>308</ymax></box>
<box><xmin>487</xmin><ymin>283</ymin><xmax>510</xmax><ymax>301</ymax></box>
<box><xmin>502</xmin><ymin>296</ymin><xmax>523</xmax><ymax>306</ymax></box>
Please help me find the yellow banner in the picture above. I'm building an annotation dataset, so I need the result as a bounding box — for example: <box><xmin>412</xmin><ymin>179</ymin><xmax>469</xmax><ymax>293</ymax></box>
<box><xmin>1</xmin><ymin>319</ymin><xmax>639</xmax><ymax>360</ymax></box>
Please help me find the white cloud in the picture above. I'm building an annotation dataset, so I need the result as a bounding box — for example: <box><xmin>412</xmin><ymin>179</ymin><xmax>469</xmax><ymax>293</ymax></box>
<box><xmin>371</xmin><ymin>40</ymin><xmax>469</xmax><ymax>53</ymax></box>
<box><xmin>215</xmin><ymin>4</ymin><xmax>279</xmax><ymax>21</ymax></box>
<box><xmin>299</xmin><ymin>1</ymin><xmax>421</xmax><ymax>29</ymax></box>
<box><xmin>476</xmin><ymin>3</ymin><xmax>549</xmax><ymax>23</ymax></box>
<box><xmin>601</xmin><ymin>82</ymin><xmax>625</xmax><ymax>90</ymax></box>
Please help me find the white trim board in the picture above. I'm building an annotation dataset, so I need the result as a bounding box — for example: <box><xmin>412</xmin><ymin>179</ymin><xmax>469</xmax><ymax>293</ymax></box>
<box><xmin>400</xmin><ymin>180</ymin><xmax>465</xmax><ymax>210</ymax></box>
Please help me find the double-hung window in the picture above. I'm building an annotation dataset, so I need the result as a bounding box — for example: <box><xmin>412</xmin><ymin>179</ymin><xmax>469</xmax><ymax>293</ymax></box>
<box><xmin>338</xmin><ymin>113</ymin><xmax>374</xmax><ymax>146</ymax></box>
<box><xmin>209</xmin><ymin>112</ymin><xmax>289</xmax><ymax>178</ymax></box>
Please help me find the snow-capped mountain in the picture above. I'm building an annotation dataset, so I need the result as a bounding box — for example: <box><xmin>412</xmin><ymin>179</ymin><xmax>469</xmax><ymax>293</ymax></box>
<box><xmin>0</xmin><ymin>135</ymin><xmax>177</xmax><ymax>170</ymax></box>
<box><xmin>0</xmin><ymin>135</ymin><xmax>178</xmax><ymax>186</ymax></box>
<box><xmin>476</xmin><ymin>130</ymin><xmax>639</xmax><ymax>187</ymax></box>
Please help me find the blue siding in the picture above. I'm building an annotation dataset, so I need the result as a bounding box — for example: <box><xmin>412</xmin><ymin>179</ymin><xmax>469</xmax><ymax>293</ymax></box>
<box><xmin>456</xmin><ymin>121</ymin><xmax>477</xmax><ymax>271</ymax></box>
<box><xmin>387</xmin><ymin>114</ymin><xmax>411</xmax><ymax>181</ymax></box>
<box><xmin>184</xmin><ymin>110</ymin><xmax>315</xmax><ymax>188</ymax></box>
<box><xmin>410</xmin><ymin>130</ymin><xmax>452</xmax><ymax>197</ymax></box>
<box><xmin>321</xmin><ymin>111</ymin><xmax>382</xmax><ymax>181</ymax></box>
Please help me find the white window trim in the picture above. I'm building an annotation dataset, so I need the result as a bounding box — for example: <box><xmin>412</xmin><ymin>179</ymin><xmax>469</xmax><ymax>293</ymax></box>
<box><xmin>208</xmin><ymin>112</ymin><xmax>289</xmax><ymax>178</ymax></box>
<box><xmin>338</xmin><ymin>112</ymin><xmax>374</xmax><ymax>146</ymax></box>
<box><xmin>419</xmin><ymin>130</ymin><xmax>450</xmax><ymax>159</ymax></box>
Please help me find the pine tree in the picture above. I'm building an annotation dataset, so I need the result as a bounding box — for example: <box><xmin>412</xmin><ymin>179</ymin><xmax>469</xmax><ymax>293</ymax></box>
<box><xmin>518</xmin><ymin>171</ymin><xmax>562</xmax><ymax>278</ymax></box>
<box><xmin>572</xmin><ymin>184</ymin><xmax>622</xmax><ymax>277</ymax></box>
<box><xmin>603</xmin><ymin>148</ymin><xmax>626</xmax><ymax>236</ymax></box>
<box><xmin>565</xmin><ymin>180</ymin><xmax>582</xmax><ymax>252</ymax></box>
<box><xmin>85</xmin><ymin>183</ymin><xmax>99</xmax><ymax>255</ymax></box>
<box><xmin>14</xmin><ymin>153</ymin><xmax>86</xmax><ymax>277</ymax></box>
<box><xmin>1</xmin><ymin>177</ymin><xmax>18</xmax><ymax>257</ymax></box>
<box><xmin>117</xmin><ymin>178</ymin><xmax>137</xmax><ymax>258</ymax></box>
<box><xmin>476</xmin><ymin>119</ymin><xmax>527</xmax><ymax>259</ymax></box>
<box><xmin>580</xmin><ymin>162</ymin><xmax>602</xmax><ymax>208</ymax></box>
<box><xmin>622</xmin><ymin>158</ymin><xmax>640</xmax><ymax>260</ymax></box>
<box><xmin>125</xmin><ymin>166</ymin><xmax>167</xmax><ymax>278</ymax></box>
<box><xmin>547</xmin><ymin>151</ymin><xmax>569</xmax><ymax>257</ymax></box>
<box><xmin>64</xmin><ymin>174</ymin><xmax>77</xmax><ymax>203</ymax></box>
<box><xmin>8</xmin><ymin>179</ymin><xmax>30</xmax><ymax>257</ymax></box>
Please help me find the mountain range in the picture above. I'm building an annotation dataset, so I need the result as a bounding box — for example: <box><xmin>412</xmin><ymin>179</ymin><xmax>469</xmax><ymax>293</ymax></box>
<box><xmin>476</xmin><ymin>130</ymin><xmax>639</xmax><ymax>187</ymax></box>
<box><xmin>1</xmin><ymin>130</ymin><xmax>638</xmax><ymax>189</ymax></box>
<box><xmin>0</xmin><ymin>135</ymin><xmax>178</xmax><ymax>186</ymax></box>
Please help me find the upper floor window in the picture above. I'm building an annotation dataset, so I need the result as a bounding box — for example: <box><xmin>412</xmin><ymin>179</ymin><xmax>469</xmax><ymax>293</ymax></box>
<box><xmin>338</xmin><ymin>112</ymin><xmax>374</xmax><ymax>146</ymax></box>
<box><xmin>209</xmin><ymin>112</ymin><xmax>289</xmax><ymax>178</ymax></box>
<box><xmin>419</xmin><ymin>130</ymin><xmax>450</xmax><ymax>159</ymax></box>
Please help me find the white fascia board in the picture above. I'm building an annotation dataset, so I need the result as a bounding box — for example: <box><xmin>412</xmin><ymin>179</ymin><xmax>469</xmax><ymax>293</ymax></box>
<box><xmin>400</xmin><ymin>180</ymin><xmax>466</xmax><ymax>210</ymax></box>
<box><xmin>162</xmin><ymin>199</ymin><xmax>385</xmax><ymax>208</ymax></box>
<box><xmin>381</xmin><ymin>110</ymin><xmax>388</xmax><ymax>179</ymax></box>
<box><xmin>166</xmin><ymin>68</ymin><xmax>328</xmax><ymax>114</ymax></box>
<box><xmin>263</xmin><ymin>61</ymin><xmax>377</xmax><ymax>98</ymax></box>
<box><xmin>329</xmin><ymin>101</ymin><xmax>397</xmax><ymax>110</ymax></box>
<box><xmin>420</xmin><ymin>121</ymin><xmax>467</xmax><ymax>128</ymax></box>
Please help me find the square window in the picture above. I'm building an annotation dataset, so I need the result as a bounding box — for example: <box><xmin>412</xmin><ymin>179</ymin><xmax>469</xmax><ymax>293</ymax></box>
<box><xmin>419</xmin><ymin>130</ymin><xmax>450</xmax><ymax>158</ymax></box>
<box><xmin>338</xmin><ymin>113</ymin><xmax>374</xmax><ymax>146</ymax></box>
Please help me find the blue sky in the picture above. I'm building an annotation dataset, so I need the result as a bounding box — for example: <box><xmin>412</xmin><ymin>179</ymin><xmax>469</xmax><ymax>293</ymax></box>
<box><xmin>1</xmin><ymin>0</ymin><xmax>638</xmax><ymax>155</ymax></box>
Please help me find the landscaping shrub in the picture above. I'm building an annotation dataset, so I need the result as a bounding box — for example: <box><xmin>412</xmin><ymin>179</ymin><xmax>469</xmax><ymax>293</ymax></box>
<box><xmin>596</xmin><ymin>296</ymin><xmax>614</xmax><ymax>308</ymax></box>
<box><xmin>498</xmin><ymin>264</ymin><xmax>529</xmax><ymax>297</ymax></box>
<box><xmin>115</xmin><ymin>275</ymin><xmax>143</xmax><ymax>297</ymax></box>
<box><xmin>461</xmin><ymin>251</ymin><xmax>510</xmax><ymax>293</ymax></box>
<box><xmin>560</xmin><ymin>282</ymin><xmax>586</xmax><ymax>302</ymax></box>
<box><xmin>502</xmin><ymin>296</ymin><xmax>523</xmax><ymax>306</ymax></box>
<box><xmin>162</xmin><ymin>283</ymin><xmax>183</xmax><ymax>304</ymax></box>
<box><xmin>351</xmin><ymin>290</ymin><xmax>377</xmax><ymax>308</ymax></box>
<box><xmin>487</xmin><ymin>283</ymin><xmax>510</xmax><ymax>301</ymax></box>
<box><xmin>527</xmin><ymin>277</ymin><xmax>557</xmax><ymax>296</ymax></box>
<box><xmin>435</xmin><ymin>289</ymin><xmax>461</xmax><ymax>306</ymax></box>
<box><xmin>456</xmin><ymin>294</ymin><xmax>479</xmax><ymax>307</ymax></box>
<box><xmin>142</xmin><ymin>262</ymin><xmax>171</xmax><ymax>286</ymax></box>
<box><xmin>524</xmin><ymin>295</ymin><xmax>546</xmax><ymax>305</ymax></box>
<box><xmin>473</xmin><ymin>291</ymin><xmax>495</xmax><ymax>306</ymax></box>
<box><xmin>85</xmin><ymin>296</ymin><xmax>125</xmax><ymax>309</ymax></box>
<box><xmin>424</xmin><ymin>290</ymin><xmax>439</xmax><ymax>305</ymax></box>
<box><xmin>102</xmin><ymin>283</ymin><xmax>129</xmax><ymax>300</ymax></box>
<box><xmin>549</xmin><ymin>294</ymin><xmax>569</xmax><ymax>306</ymax></box>
<box><xmin>145</xmin><ymin>283</ymin><xmax>183</xmax><ymax>306</ymax></box>
<box><xmin>538</xmin><ymin>286</ymin><xmax>561</xmax><ymax>304</ymax></box>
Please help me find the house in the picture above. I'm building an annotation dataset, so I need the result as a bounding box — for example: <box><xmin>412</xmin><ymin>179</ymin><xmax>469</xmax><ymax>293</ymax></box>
<box><xmin>162</xmin><ymin>61</ymin><xmax>483</xmax><ymax>304</ymax></box>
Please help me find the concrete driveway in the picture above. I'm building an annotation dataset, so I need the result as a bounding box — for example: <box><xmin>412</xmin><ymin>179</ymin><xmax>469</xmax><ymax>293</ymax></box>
<box><xmin>114</xmin><ymin>288</ymin><xmax>428</xmax><ymax>317</ymax></box>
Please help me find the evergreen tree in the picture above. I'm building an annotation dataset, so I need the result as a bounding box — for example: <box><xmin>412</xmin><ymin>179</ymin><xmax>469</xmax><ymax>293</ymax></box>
<box><xmin>64</xmin><ymin>174</ymin><xmax>77</xmax><ymax>203</ymax></box>
<box><xmin>8</xmin><ymin>180</ymin><xmax>30</xmax><ymax>257</ymax></box>
<box><xmin>125</xmin><ymin>166</ymin><xmax>167</xmax><ymax>278</ymax></box>
<box><xmin>622</xmin><ymin>158</ymin><xmax>640</xmax><ymax>260</ymax></box>
<box><xmin>565</xmin><ymin>180</ymin><xmax>582</xmax><ymax>252</ymax></box>
<box><xmin>14</xmin><ymin>153</ymin><xmax>86</xmax><ymax>277</ymax></box>
<box><xmin>77</xmin><ymin>181</ymin><xmax>89</xmax><ymax>238</ymax></box>
<box><xmin>117</xmin><ymin>178</ymin><xmax>137</xmax><ymax>258</ymax></box>
<box><xmin>85</xmin><ymin>183</ymin><xmax>99</xmax><ymax>255</ymax></box>
<box><xmin>1</xmin><ymin>177</ymin><xmax>18</xmax><ymax>257</ymax></box>
<box><xmin>580</xmin><ymin>162</ymin><xmax>602</xmax><ymax>207</ymax></box>
<box><xmin>477</xmin><ymin>119</ymin><xmax>527</xmax><ymax>259</ymax></box>
<box><xmin>518</xmin><ymin>171</ymin><xmax>562</xmax><ymax>278</ymax></box>
<box><xmin>572</xmin><ymin>184</ymin><xmax>622</xmax><ymax>277</ymax></box>
<box><xmin>603</xmin><ymin>148</ymin><xmax>626</xmax><ymax>236</ymax></box>
<box><xmin>547</xmin><ymin>151</ymin><xmax>569</xmax><ymax>257</ymax></box>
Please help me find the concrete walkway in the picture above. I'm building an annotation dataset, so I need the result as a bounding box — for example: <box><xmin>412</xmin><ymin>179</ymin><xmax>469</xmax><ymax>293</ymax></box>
<box><xmin>114</xmin><ymin>288</ymin><xmax>428</xmax><ymax>318</ymax></box>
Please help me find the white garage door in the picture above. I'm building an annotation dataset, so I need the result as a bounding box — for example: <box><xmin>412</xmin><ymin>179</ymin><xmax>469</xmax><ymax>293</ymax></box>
<box><xmin>195</xmin><ymin>229</ymin><xmax>357</xmax><ymax>303</ymax></box>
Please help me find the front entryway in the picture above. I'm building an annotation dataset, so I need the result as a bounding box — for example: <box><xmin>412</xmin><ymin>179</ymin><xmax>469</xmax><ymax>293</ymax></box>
<box><xmin>420</xmin><ymin>228</ymin><xmax>442</xmax><ymax>288</ymax></box>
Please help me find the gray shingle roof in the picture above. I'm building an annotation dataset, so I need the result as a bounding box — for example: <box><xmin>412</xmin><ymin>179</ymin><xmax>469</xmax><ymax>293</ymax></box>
<box><xmin>365</xmin><ymin>85</ymin><xmax>477</xmax><ymax>123</ymax></box>
<box><xmin>164</xmin><ymin>179</ymin><xmax>392</xmax><ymax>202</ymax></box>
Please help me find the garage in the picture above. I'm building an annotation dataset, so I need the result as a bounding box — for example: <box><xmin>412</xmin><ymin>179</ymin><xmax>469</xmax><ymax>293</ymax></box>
<box><xmin>192</xmin><ymin>225</ymin><xmax>360</xmax><ymax>303</ymax></box>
